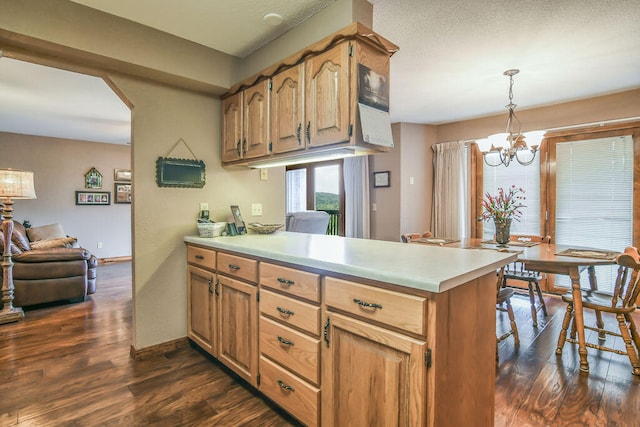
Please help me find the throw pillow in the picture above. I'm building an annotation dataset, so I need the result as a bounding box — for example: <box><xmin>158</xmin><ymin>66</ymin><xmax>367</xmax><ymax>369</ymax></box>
<box><xmin>30</xmin><ymin>236</ymin><xmax>78</xmax><ymax>250</ymax></box>
<box><xmin>0</xmin><ymin>230</ymin><xmax>22</xmax><ymax>255</ymax></box>
<box><xmin>27</xmin><ymin>223</ymin><xmax>67</xmax><ymax>242</ymax></box>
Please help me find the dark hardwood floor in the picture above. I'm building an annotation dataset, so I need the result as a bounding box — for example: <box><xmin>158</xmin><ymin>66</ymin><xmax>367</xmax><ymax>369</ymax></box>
<box><xmin>0</xmin><ymin>262</ymin><xmax>638</xmax><ymax>426</ymax></box>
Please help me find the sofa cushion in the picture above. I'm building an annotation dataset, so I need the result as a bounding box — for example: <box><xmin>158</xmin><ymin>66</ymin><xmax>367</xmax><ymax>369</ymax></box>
<box><xmin>27</xmin><ymin>223</ymin><xmax>66</xmax><ymax>242</ymax></box>
<box><xmin>30</xmin><ymin>236</ymin><xmax>78</xmax><ymax>250</ymax></box>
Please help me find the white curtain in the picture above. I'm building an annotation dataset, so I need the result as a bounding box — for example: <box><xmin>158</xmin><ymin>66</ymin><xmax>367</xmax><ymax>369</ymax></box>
<box><xmin>431</xmin><ymin>141</ymin><xmax>468</xmax><ymax>239</ymax></box>
<box><xmin>343</xmin><ymin>156</ymin><xmax>370</xmax><ymax>238</ymax></box>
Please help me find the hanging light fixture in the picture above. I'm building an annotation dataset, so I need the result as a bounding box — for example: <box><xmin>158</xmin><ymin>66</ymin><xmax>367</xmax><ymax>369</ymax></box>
<box><xmin>479</xmin><ymin>69</ymin><xmax>543</xmax><ymax>167</ymax></box>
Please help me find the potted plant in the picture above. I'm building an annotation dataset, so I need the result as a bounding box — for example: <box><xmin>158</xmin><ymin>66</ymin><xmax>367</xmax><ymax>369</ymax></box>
<box><xmin>480</xmin><ymin>186</ymin><xmax>526</xmax><ymax>245</ymax></box>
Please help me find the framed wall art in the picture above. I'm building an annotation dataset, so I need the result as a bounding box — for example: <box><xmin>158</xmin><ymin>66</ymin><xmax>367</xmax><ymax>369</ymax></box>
<box><xmin>114</xmin><ymin>168</ymin><xmax>131</xmax><ymax>182</ymax></box>
<box><xmin>84</xmin><ymin>167</ymin><xmax>103</xmax><ymax>189</ymax></box>
<box><xmin>114</xmin><ymin>183</ymin><xmax>132</xmax><ymax>204</ymax></box>
<box><xmin>76</xmin><ymin>191</ymin><xmax>110</xmax><ymax>205</ymax></box>
<box><xmin>373</xmin><ymin>171</ymin><xmax>390</xmax><ymax>188</ymax></box>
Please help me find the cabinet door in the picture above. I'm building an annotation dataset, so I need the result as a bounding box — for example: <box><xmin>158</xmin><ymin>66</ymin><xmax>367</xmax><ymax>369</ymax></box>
<box><xmin>271</xmin><ymin>64</ymin><xmax>305</xmax><ymax>154</ymax></box>
<box><xmin>243</xmin><ymin>80</ymin><xmax>270</xmax><ymax>159</ymax></box>
<box><xmin>305</xmin><ymin>42</ymin><xmax>351</xmax><ymax>148</ymax></box>
<box><xmin>321</xmin><ymin>312</ymin><xmax>426</xmax><ymax>427</ymax></box>
<box><xmin>217</xmin><ymin>275</ymin><xmax>258</xmax><ymax>386</ymax></box>
<box><xmin>187</xmin><ymin>265</ymin><xmax>216</xmax><ymax>355</ymax></box>
<box><xmin>222</xmin><ymin>91</ymin><xmax>243</xmax><ymax>162</ymax></box>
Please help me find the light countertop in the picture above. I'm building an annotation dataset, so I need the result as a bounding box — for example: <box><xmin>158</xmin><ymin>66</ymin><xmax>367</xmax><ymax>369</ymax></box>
<box><xmin>184</xmin><ymin>232</ymin><xmax>517</xmax><ymax>293</ymax></box>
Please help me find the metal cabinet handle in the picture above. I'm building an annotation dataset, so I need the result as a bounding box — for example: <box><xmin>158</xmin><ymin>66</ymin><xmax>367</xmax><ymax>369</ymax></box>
<box><xmin>296</xmin><ymin>123</ymin><xmax>302</xmax><ymax>145</ymax></box>
<box><xmin>277</xmin><ymin>277</ymin><xmax>294</xmax><ymax>287</ymax></box>
<box><xmin>208</xmin><ymin>277</ymin><xmax>213</xmax><ymax>295</ymax></box>
<box><xmin>195</xmin><ymin>255</ymin><xmax>204</xmax><ymax>260</ymax></box>
<box><xmin>323</xmin><ymin>317</ymin><xmax>330</xmax><ymax>347</ymax></box>
<box><xmin>277</xmin><ymin>380</ymin><xmax>295</xmax><ymax>392</ymax></box>
<box><xmin>236</xmin><ymin>140</ymin><xmax>241</xmax><ymax>156</ymax></box>
<box><xmin>228</xmin><ymin>264</ymin><xmax>241</xmax><ymax>271</ymax></box>
<box><xmin>305</xmin><ymin>121</ymin><xmax>311</xmax><ymax>144</ymax></box>
<box><xmin>353</xmin><ymin>298</ymin><xmax>383</xmax><ymax>309</ymax></box>
<box><xmin>276</xmin><ymin>307</ymin><xmax>295</xmax><ymax>316</ymax></box>
<box><xmin>214</xmin><ymin>278</ymin><xmax>219</xmax><ymax>297</ymax></box>
<box><xmin>277</xmin><ymin>336</ymin><xmax>294</xmax><ymax>346</ymax></box>
<box><xmin>242</xmin><ymin>138</ymin><xmax>247</xmax><ymax>154</ymax></box>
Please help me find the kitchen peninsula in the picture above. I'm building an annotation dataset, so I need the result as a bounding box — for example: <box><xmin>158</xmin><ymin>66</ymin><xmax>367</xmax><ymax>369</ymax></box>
<box><xmin>184</xmin><ymin>232</ymin><xmax>516</xmax><ymax>426</ymax></box>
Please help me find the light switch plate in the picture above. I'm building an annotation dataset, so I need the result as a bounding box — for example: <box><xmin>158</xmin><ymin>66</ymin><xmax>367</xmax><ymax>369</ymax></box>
<box><xmin>260</xmin><ymin>169</ymin><xmax>268</xmax><ymax>181</ymax></box>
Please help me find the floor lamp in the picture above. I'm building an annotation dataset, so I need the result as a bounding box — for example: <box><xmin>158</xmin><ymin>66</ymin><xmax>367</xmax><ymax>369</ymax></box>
<box><xmin>0</xmin><ymin>169</ymin><xmax>36</xmax><ymax>324</ymax></box>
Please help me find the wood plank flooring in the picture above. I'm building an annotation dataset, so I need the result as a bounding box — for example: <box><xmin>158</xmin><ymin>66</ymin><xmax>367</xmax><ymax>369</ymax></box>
<box><xmin>0</xmin><ymin>262</ymin><xmax>638</xmax><ymax>426</ymax></box>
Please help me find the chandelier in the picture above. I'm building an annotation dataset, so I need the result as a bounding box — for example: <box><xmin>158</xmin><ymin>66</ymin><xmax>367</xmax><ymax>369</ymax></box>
<box><xmin>479</xmin><ymin>69</ymin><xmax>544</xmax><ymax>167</ymax></box>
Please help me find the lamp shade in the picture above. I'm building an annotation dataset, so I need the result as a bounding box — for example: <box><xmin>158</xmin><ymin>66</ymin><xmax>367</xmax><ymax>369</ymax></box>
<box><xmin>0</xmin><ymin>169</ymin><xmax>36</xmax><ymax>199</ymax></box>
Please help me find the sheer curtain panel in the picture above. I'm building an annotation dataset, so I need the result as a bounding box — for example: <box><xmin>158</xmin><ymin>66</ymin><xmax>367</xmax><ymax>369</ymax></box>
<box><xmin>343</xmin><ymin>156</ymin><xmax>370</xmax><ymax>238</ymax></box>
<box><xmin>431</xmin><ymin>141</ymin><xmax>468</xmax><ymax>239</ymax></box>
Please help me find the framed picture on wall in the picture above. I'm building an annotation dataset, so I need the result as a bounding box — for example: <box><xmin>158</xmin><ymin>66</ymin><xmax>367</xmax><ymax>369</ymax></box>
<box><xmin>114</xmin><ymin>168</ymin><xmax>131</xmax><ymax>182</ymax></box>
<box><xmin>373</xmin><ymin>171</ymin><xmax>390</xmax><ymax>188</ymax></box>
<box><xmin>114</xmin><ymin>183</ymin><xmax>132</xmax><ymax>204</ymax></box>
<box><xmin>84</xmin><ymin>167</ymin><xmax>103</xmax><ymax>189</ymax></box>
<box><xmin>76</xmin><ymin>191</ymin><xmax>110</xmax><ymax>205</ymax></box>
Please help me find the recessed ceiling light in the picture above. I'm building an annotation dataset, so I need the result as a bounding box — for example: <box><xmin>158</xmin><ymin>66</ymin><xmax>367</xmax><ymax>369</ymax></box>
<box><xmin>263</xmin><ymin>13</ymin><xmax>283</xmax><ymax>26</ymax></box>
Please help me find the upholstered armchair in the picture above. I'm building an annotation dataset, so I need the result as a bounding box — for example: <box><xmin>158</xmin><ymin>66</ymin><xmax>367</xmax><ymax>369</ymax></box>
<box><xmin>0</xmin><ymin>221</ymin><xmax>97</xmax><ymax>307</ymax></box>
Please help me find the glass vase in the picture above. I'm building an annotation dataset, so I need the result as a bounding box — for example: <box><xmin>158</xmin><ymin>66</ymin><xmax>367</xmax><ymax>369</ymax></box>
<box><xmin>494</xmin><ymin>218</ymin><xmax>511</xmax><ymax>246</ymax></box>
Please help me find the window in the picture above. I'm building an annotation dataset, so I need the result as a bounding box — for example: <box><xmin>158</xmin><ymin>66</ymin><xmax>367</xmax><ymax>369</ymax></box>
<box><xmin>482</xmin><ymin>153</ymin><xmax>540</xmax><ymax>240</ymax></box>
<box><xmin>285</xmin><ymin>160</ymin><xmax>344</xmax><ymax>235</ymax></box>
<box><xmin>553</xmin><ymin>135</ymin><xmax>634</xmax><ymax>292</ymax></box>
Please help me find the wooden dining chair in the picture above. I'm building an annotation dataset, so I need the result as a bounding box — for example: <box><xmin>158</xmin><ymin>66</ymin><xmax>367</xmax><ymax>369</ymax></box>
<box><xmin>501</xmin><ymin>234</ymin><xmax>551</xmax><ymax>327</ymax></box>
<box><xmin>496</xmin><ymin>267</ymin><xmax>519</xmax><ymax>362</ymax></box>
<box><xmin>400</xmin><ymin>231</ymin><xmax>432</xmax><ymax>243</ymax></box>
<box><xmin>555</xmin><ymin>246</ymin><xmax>640</xmax><ymax>376</ymax></box>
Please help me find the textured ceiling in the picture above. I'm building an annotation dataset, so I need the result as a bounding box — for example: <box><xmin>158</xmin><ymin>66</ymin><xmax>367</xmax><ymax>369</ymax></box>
<box><xmin>1</xmin><ymin>0</ymin><xmax>639</xmax><ymax>144</ymax></box>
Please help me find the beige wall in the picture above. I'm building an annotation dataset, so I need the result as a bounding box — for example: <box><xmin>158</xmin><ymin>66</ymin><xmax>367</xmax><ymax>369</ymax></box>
<box><xmin>370</xmin><ymin>122</ymin><xmax>436</xmax><ymax>241</ymax></box>
<box><xmin>437</xmin><ymin>89</ymin><xmax>640</xmax><ymax>142</ymax></box>
<box><xmin>0</xmin><ymin>132</ymin><xmax>131</xmax><ymax>258</ymax></box>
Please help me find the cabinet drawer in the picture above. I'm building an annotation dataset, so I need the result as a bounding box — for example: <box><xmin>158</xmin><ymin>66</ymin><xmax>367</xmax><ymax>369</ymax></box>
<box><xmin>217</xmin><ymin>252</ymin><xmax>257</xmax><ymax>283</ymax></box>
<box><xmin>259</xmin><ymin>356</ymin><xmax>319</xmax><ymax>427</ymax></box>
<box><xmin>187</xmin><ymin>245</ymin><xmax>216</xmax><ymax>270</ymax></box>
<box><xmin>260</xmin><ymin>263</ymin><xmax>320</xmax><ymax>303</ymax></box>
<box><xmin>324</xmin><ymin>277</ymin><xmax>427</xmax><ymax>336</ymax></box>
<box><xmin>260</xmin><ymin>289</ymin><xmax>320</xmax><ymax>336</ymax></box>
<box><xmin>260</xmin><ymin>316</ymin><xmax>320</xmax><ymax>385</ymax></box>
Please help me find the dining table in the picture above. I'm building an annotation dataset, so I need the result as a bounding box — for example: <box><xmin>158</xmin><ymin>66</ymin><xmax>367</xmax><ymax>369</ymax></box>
<box><xmin>411</xmin><ymin>236</ymin><xmax>620</xmax><ymax>373</ymax></box>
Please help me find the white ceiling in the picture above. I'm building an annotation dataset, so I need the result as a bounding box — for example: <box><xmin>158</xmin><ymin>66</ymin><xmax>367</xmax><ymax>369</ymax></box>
<box><xmin>1</xmin><ymin>0</ymin><xmax>639</xmax><ymax>144</ymax></box>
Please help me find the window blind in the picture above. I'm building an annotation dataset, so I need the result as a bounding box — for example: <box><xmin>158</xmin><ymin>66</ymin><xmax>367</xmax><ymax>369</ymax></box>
<box><xmin>555</xmin><ymin>135</ymin><xmax>633</xmax><ymax>291</ymax></box>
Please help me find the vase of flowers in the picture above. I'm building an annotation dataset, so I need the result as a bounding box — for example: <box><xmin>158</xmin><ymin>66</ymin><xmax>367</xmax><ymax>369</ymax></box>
<box><xmin>480</xmin><ymin>186</ymin><xmax>525</xmax><ymax>246</ymax></box>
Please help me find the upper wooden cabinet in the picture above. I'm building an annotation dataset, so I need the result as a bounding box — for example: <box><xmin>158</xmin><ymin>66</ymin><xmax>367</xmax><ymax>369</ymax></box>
<box><xmin>305</xmin><ymin>42</ymin><xmax>351</xmax><ymax>148</ymax></box>
<box><xmin>222</xmin><ymin>80</ymin><xmax>270</xmax><ymax>162</ymax></box>
<box><xmin>221</xmin><ymin>23</ymin><xmax>398</xmax><ymax>167</ymax></box>
<box><xmin>271</xmin><ymin>64</ymin><xmax>305</xmax><ymax>154</ymax></box>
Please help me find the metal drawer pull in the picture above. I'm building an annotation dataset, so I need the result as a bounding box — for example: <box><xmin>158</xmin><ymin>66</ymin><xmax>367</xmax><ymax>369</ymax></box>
<box><xmin>353</xmin><ymin>298</ymin><xmax>383</xmax><ymax>309</ymax></box>
<box><xmin>277</xmin><ymin>278</ymin><xmax>295</xmax><ymax>287</ymax></box>
<box><xmin>228</xmin><ymin>264</ymin><xmax>241</xmax><ymax>270</ymax></box>
<box><xmin>276</xmin><ymin>307</ymin><xmax>295</xmax><ymax>316</ymax></box>
<box><xmin>277</xmin><ymin>380</ymin><xmax>295</xmax><ymax>392</ymax></box>
<box><xmin>277</xmin><ymin>336</ymin><xmax>294</xmax><ymax>346</ymax></box>
<box><xmin>195</xmin><ymin>255</ymin><xmax>204</xmax><ymax>260</ymax></box>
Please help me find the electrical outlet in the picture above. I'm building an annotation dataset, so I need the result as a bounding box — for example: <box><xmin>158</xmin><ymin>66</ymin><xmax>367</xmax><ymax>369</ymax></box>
<box><xmin>97</xmin><ymin>242</ymin><xmax>103</xmax><ymax>248</ymax></box>
<box><xmin>251</xmin><ymin>203</ymin><xmax>263</xmax><ymax>216</ymax></box>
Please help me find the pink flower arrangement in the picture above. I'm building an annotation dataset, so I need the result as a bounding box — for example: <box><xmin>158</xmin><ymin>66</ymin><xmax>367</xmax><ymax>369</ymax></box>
<box><xmin>480</xmin><ymin>186</ymin><xmax>526</xmax><ymax>222</ymax></box>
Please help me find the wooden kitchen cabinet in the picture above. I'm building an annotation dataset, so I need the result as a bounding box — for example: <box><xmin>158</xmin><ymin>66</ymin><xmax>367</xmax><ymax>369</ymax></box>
<box><xmin>304</xmin><ymin>41</ymin><xmax>351</xmax><ymax>148</ymax></box>
<box><xmin>217</xmin><ymin>274</ymin><xmax>258</xmax><ymax>387</ymax></box>
<box><xmin>321</xmin><ymin>312</ymin><xmax>427</xmax><ymax>427</ymax></box>
<box><xmin>271</xmin><ymin>63</ymin><xmax>305</xmax><ymax>154</ymax></box>
<box><xmin>221</xmin><ymin>80</ymin><xmax>270</xmax><ymax>162</ymax></box>
<box><xmin>186</xmin><ymin>246</ymin><xmax>217</xmax><ymax>356</ymax></box>
<box><xmin>186</xmin><ymin>265</ymin><xmax>216</xmax><ymax>355</ymax></box>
